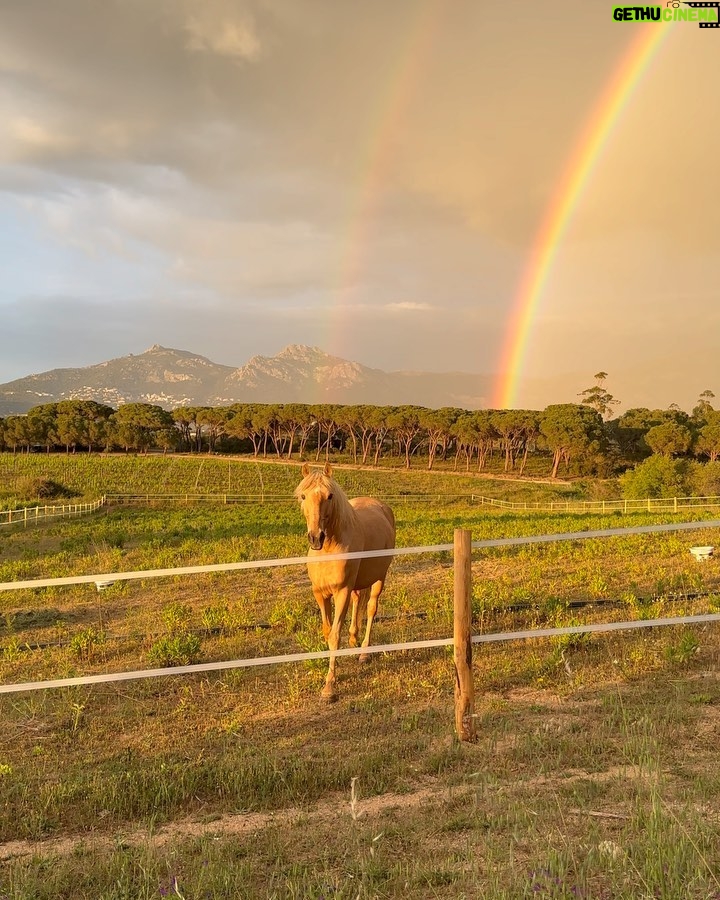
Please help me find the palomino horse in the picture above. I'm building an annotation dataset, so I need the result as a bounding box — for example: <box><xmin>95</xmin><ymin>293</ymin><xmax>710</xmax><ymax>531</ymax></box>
<box><xmin>295</xmin><ymin>463</ymin><xmax>396</xmax><ymax>701</ymax></box>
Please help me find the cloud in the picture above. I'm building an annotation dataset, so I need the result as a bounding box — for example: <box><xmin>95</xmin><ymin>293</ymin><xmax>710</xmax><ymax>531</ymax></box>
<box><xmin>384</xmin><ymin>302</ymin><xmax>432</xmax><ymax>312</ymax></box>
<box><xmin>184</xmin><ymin>9</ymin><xmax>261</xmax><ymax>60</ymax></box>
<box><xmin>8</xmin><ymin>117</ymin><xmax>74</xmax><ymax>155</ymax></box>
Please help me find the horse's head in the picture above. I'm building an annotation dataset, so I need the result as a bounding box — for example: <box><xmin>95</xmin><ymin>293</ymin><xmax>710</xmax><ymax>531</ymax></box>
<box><xmin>296</xmin><ymin>463</ymin><xmax>336</xmax><ymax>550</ymax></box>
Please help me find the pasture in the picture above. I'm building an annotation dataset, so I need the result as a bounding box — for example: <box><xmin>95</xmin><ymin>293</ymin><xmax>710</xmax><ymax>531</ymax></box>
<box><xmin>1</xmin><ymin>457</ymin><xmax>720</xmax><ymax>897</ymax></box>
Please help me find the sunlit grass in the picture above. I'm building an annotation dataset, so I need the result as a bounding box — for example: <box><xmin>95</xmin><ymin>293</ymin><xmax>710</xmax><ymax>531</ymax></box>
<box><xmin>2</xmin><ymin>457</ymin><xmax>720</xmax><ymax>896</ymax></box>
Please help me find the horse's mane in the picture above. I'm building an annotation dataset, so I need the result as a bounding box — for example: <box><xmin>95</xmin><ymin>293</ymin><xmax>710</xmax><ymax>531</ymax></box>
<box><xmin>294</xmin><ymin>470</ymin><xmax>355</xmax><ymax>533</ymax></box>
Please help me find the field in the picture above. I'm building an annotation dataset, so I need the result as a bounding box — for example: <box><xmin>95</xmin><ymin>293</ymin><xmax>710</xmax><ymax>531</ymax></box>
<box><xmin>0</xmin><ymin>453</ymin><xmax>583</xmax><ymax>508</ymax></box>
<box><xmin>1</xmin><ymin>457</ymin><xmax>720</xmax><ymax>898</ymax></box>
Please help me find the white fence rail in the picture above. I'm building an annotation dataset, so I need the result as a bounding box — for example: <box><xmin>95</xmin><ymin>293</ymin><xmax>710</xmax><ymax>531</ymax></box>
<box><xmin>3</xmin><ymin>612</ymin><xmax>720</xmax><ymax>696</ymax></box>
<box><xmin>0</xmin><ymin>498</ymin><xmax>106</xmax><ymax>528</ymax></box>
<box><xmin>105</xmin><ymin>492</ymin><xmax>476</xmax><ymax>506</ymax></box>
<box><xmin>474</xmin><ymin>495</ymin><xmax>720</xmax><ymax>513</ymax></box>
<box><xmin>2</xmin><ymin>519</ymin><xmax>720</xmax><ymax>697</ymax></box>
<box><xmin>2</xmin><ymin>518</ymin><xmax>720</xmax><ymax>593</ymax></box>
<box><xmin>104</xmin><ymin>492</ymin><xmax>720</xmax><ymax>514</ymax></box>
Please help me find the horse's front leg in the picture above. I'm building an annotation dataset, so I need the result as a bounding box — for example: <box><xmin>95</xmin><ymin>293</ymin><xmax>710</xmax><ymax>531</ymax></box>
<box><xmin>321</xmin><ymin>586</ymin><xmax>352</xmax><ymax>702</ymax></box>
<box><xmin>359</xmin><ymin>579</ymin><xmax>385</xmax><ymax>664</ymax></box>
<box><xmin>312</xmin><ymin>587</ymin><xmax>332</xmax><ymax>642</ymax></box>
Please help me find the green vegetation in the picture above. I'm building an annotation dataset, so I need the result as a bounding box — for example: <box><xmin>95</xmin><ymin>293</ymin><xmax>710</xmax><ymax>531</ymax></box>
<box><xmin>1</xmin><ymin>384</ymin><xmax>720</xmax><ymax>492</ymax></box>
<box><xmin>0</xmin><ymin>453</ymin><xmax>582</xmax><ymax>511</ymax></box>
<box><xmin>1</xmin><ymin>457</ymin><xmax>720</xmax><ymax>896</ymax></box>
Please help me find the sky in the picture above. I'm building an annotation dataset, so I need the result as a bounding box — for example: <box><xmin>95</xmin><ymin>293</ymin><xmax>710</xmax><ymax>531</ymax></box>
<box><xmin>0</xmin><ymin>0</ymin><xmax>718</xmax><ymax>412</ymax></box>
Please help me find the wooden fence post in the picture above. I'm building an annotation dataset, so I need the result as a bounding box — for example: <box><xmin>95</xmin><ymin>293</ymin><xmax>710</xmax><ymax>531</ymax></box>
<box><xmin>453</xmin><ymin>528</ymin><xmax>476</xmax><ymax>742</ymax></box>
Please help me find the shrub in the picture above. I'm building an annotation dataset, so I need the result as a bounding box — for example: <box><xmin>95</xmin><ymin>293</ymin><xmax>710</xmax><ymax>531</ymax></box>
<box><xmin>619</xmin><ymin>455</ymin><xmax>694</xmax><ymax>499</ymax></box>
<box><xmin>690</xmin><ymin>460</ymin><xmax>720</xmax><ymax>497</ymax></box>
<box><xmin>17</xmin><ymin>477</ymin><xmax>78</xmax><ymax>501</ymax></box>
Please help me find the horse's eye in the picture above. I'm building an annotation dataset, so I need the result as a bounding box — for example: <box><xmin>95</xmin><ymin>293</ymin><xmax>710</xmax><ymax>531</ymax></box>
<box><xmin>327</xmin><ymin>493</ymin><xmax>333</xmax><ymax>500</ymax></box>
<box><xmin>301</xmin><ymin>494</ymin><xmax>305</xmax><ymax>500</ymax></box>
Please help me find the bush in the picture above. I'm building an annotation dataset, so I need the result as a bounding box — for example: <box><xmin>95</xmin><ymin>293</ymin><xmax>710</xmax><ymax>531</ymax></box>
<box><xmin>17</xmin><ymin>476</ymin><xmax>80</xmax><ymax>500</ymax></box>
<box><xmin>691</xmin><ymin>460</ymin><xmax>720</xmax><ymax>497</ymax></box>
<box><xmin>17</xmin><ymin>477</ymin><xmax>78</xmax><ymax>501</ymax></box>
<box><xmin>619</xmin><ymin>455</ymin><xmax>694</xmax><ymax>499</ymax></box>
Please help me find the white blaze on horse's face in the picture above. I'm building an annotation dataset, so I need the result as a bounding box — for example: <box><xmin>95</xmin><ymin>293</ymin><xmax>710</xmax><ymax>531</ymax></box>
<box><xmin>300</xmin><ymin>486</ymin><xmax>334</xmax><ymax>550</ymax></box>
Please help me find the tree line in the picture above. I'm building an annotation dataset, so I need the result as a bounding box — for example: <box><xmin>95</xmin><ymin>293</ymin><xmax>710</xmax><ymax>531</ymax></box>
<box><xmin>1</xmin><ymin>391</ymin><xmax>719</xmax><ymax>480</ymax></box>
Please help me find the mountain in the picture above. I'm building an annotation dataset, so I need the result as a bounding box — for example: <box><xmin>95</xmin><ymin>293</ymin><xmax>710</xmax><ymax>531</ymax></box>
<box><xmin>0</xmin><ymin>345</ymin><xmax>234</xmax><ymax>415</ymax></box>
<box><xmin>0</xmin><ymin>344</ymin><xmax>492</xmax><ymax>415</ymax></box>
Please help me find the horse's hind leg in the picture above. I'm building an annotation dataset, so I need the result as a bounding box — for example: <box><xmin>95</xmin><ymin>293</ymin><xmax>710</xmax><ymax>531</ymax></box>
<box><xmin>359</xmin><ymin>579</ymin><xmax>384</xmax><ymax>664</ymax></box>
<box><xmin>349</xmin><ymin>589</ymin><xmax>368</xmax><ymax>647</ymax></box>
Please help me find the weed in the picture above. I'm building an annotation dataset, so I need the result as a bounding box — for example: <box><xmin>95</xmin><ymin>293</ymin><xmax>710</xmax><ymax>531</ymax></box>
<box><xmin>68</xmin><ymin>626</ymin><xmax>106</xmax><ymax>660</ymax></box>
<box><xmin>147</xmin><ymin>633</ymin><xmax>202</xmax><ymax>667</ymax></box>
<box><xmin>268</xmin><ymin>596</ymin><xmax>311</xmax><ymax>633</ymax></box>
<box><xmin>161</xmin><ymin>602</ymin><xmax>194</xmax><ymax>635</ymax></box>
<box><xmin>69</xmin><ymin>701</ymin><xmax>85</xmax><ymax>734</ymax></box>
<box><xmin>665</xmin><ymin>629</ymin><xmax>700</xmax><ymax>665</ymax></box>
<box><xmin>200</xmin><ymin>601</ymin><xmax>235</xmax><ymax>634</ymax></box>
<box><xmin>1</xmin><ymin>637</ymin><xmax>23</xmax><ymax>663</ymax></box>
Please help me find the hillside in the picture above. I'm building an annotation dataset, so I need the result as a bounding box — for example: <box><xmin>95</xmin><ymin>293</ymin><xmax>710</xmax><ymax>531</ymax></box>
<box><xmin>0</xmin><ymin>344</ymin><xmax>491</xmax><ymax>414</ymax></box>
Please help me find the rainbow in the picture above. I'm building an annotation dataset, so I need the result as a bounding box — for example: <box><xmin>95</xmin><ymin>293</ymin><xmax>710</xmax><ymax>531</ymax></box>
<box><xmin>493</xmin><ymin>21</ymin><xmax>673</xmax><ymax>410</ymax></box>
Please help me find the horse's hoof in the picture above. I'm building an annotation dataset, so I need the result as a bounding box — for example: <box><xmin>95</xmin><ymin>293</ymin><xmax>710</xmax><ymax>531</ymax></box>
<box><xmin>358</xmin><ymin>653</ymin><xmax>372</xmax><ymax>664</ymax></box>
<box><xmin>321</xmin><ymin>682</ymin><xmax>339</xmax><ymax>702</ymax></box>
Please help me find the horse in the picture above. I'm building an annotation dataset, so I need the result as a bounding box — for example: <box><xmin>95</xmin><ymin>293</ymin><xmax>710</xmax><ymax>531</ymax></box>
<box><xmin>295</xmin><ymin>463</ymin><xmax>396</xmax><ymax>701</ymax></box>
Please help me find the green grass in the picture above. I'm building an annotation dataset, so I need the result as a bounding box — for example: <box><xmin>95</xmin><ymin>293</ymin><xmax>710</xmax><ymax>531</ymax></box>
<box><xmin>2</xmin><ymin>457</ymin><xmax>720</xmax><ymax>896</ymax></box>
<box><xmin>0</xmin><ymin>452</ymin><xmax>582</xmax><ymax>509</ymax></box>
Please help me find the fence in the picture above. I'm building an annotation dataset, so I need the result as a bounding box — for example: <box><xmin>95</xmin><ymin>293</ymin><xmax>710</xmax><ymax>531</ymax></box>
<box><xmin>4</xmin><ymin>517</ymin><xmax>718</xmax><ymax>594</ymax></box>
<box><xmin>6</xmin><ymin>493</ymin><xmax>719</xmax><ymax>515</ymax></box>
<box><xmin>3</xmin><ymin>518</ymin><xmax>720</xmax><ymax>742</ymax></box>
<box><xmin>104</xmin><ymin>492</ymin><xmax>475</xmax><ymax>506</ymax></box>
<box><xmin>104</xmin><ymin>492</ymin><xmax>720</xmax><ymax>514</ymax></box>
<box><xmin>474</xmin><ymin>495</ymin><xmax>720</xmax><ymax>513</ymax></box>
<box><xmin>0</xmin><ymin>497</ymin><xmax>106</xmax><ymax>528</ymax></box>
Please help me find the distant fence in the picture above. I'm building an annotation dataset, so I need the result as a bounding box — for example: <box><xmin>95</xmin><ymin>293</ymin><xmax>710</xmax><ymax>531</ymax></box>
<box><xmin>5</xmin><ymin>493</ymin><xmax>720</xmax><ymax>525</ymax></box>
<box><xmin>105</xmin><ymin>492</ymin><xmax>720</xmax><ymax>514</ymax></box>
<box><xmin>0</xmin><ymin>498</ymin><xmax>106</xmax><ymax>528</ymax></box>
<box><xmin>475</xmin><ymin>495</ymin><xmax>720</xmax><ymax>513</ymax></box>
<box><xmin>104</xmin><ymin>492</ymin><xmax>474</xmax><ymax>506</ymax></box>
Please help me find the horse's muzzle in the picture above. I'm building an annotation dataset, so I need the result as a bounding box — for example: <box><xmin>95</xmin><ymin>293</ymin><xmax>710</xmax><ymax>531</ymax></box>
<box><xmin>308</xmin><ymin>531</ymin><xmax>325</xmax><ymax>550</ymax></box>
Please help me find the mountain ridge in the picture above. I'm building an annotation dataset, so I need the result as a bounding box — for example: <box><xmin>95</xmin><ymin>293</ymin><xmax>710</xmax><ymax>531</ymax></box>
<box><xmin>0</xmin><ymin>344</ymin><xmax>491</xmax><ymax>415</ymax></box>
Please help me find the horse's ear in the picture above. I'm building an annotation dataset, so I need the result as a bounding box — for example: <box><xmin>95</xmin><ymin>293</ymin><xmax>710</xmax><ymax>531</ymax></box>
<box><xmin>301</xmin><ymin>463</ymin><xmax>310</xmax><ymax>477</ymax></box>
<box><xmin>324</xmin><ymin>462</ymin><xmax>332</xmax><ymax>478</ymax></box>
